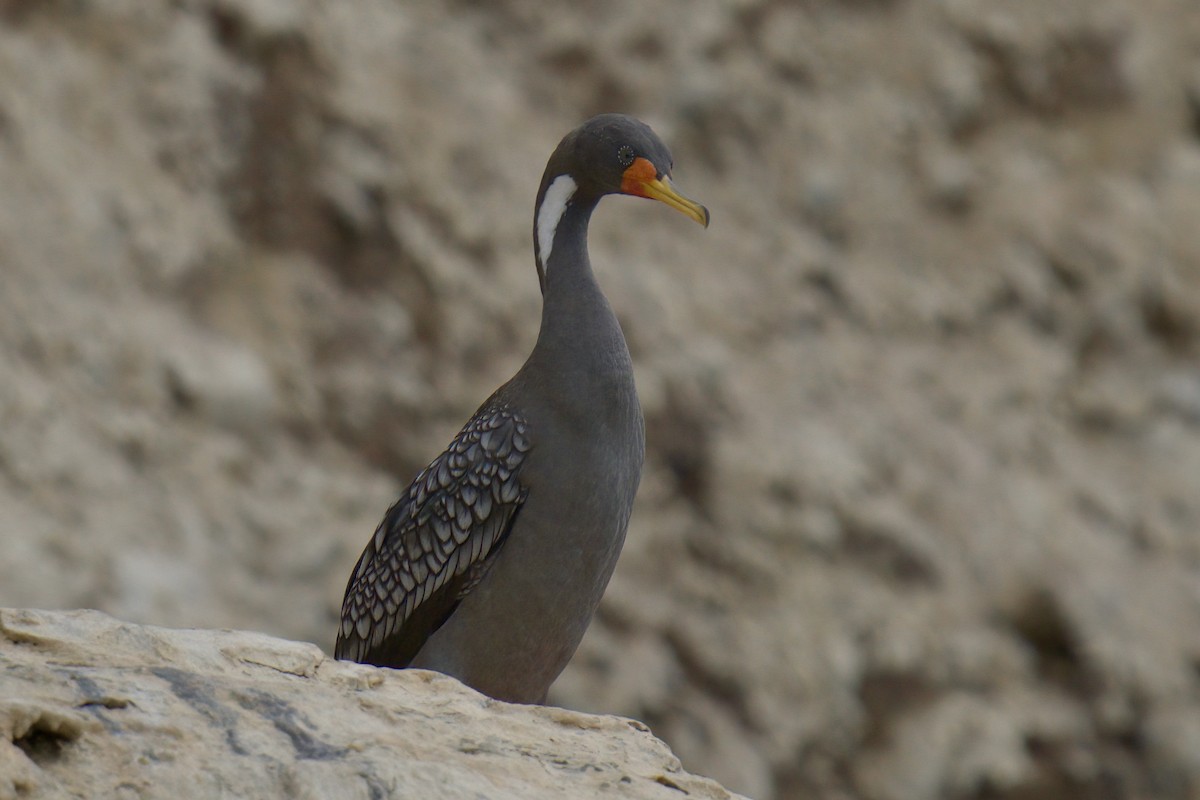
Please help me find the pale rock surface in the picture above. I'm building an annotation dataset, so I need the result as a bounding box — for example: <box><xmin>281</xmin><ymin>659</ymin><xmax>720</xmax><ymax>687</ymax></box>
<box><xmin>0</xmin><ymin>608</ymin><xmax>742</xmax><ymax>800</ymax></box>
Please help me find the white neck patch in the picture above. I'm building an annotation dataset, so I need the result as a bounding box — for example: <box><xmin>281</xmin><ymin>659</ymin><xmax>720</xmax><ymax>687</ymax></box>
<box><xmin>536</xmin><ymin>174</ymin><xmax>577</xmax><ymax>274</ymax></box>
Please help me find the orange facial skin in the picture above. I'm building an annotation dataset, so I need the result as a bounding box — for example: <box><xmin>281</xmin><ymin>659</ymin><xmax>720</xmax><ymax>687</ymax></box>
<box><xmin>621</xmin><ymin>157</ymin><xmax>710</xmax><ymax>228</ymax></box>
<box><xmin>620</xmin><ymin>157</ymin><xmax>660</xmax><ymax>197</ymax></box>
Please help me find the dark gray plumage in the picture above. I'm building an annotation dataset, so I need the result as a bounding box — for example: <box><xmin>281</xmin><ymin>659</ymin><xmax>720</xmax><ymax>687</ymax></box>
<box><xmin>335</xmin><ymin>114</ymin><xmax>709</xmax><ymax>703</ymax></box>
<box><xmin>336</xmin><ymin>399</ymin><xmax>530</xmax><ymax>667</ymax></box>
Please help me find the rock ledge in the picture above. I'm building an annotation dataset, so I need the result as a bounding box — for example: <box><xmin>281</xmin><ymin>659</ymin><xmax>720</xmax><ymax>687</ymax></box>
<box><xmin>0</xmin><ymin>609</ymin><xmax>742</xmax><ymax>800</ymax></box>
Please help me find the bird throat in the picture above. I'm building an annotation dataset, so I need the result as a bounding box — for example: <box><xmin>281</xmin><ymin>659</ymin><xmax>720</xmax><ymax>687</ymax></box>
<box><xmin>536</xmin><ymin>174</ymin><xmax>578</xmax><ymax>278</ymax></box>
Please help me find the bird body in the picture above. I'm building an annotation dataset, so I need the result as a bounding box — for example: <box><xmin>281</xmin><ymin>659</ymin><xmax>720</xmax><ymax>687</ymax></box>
<box><xmin>336</xmin><ymin>114</ymin><xmax>708</xmax><ymax>703</ymax></box>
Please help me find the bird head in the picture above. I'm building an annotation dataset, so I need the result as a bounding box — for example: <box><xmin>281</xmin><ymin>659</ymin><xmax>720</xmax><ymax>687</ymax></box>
<box><xmin>546</xmin><ymin>114</ymin><xmax>710</xmax><ymax>228</ymax></box>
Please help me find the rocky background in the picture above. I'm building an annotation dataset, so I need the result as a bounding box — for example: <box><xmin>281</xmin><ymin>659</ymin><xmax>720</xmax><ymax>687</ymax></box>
<box><xmin>1</xmin><ymin>1</ymin><xmax>1199</xmax><ymax>798</ymax></box>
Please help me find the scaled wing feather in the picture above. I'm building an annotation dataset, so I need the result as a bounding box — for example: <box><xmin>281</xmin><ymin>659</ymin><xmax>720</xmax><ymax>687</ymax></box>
<box><xmin>335</xmin><ymin>399</ymin><xmax>531</xmax><ymax>666</ymax></box>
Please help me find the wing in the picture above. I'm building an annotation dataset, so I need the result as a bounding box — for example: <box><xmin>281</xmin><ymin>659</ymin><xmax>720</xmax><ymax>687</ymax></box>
<box><xmin>334</xmin><ymin>399</ymin><xmax>531</xmax><ymax>667</ymax></box>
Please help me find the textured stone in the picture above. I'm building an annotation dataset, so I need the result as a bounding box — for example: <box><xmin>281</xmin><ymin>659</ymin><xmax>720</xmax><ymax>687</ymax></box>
<box><xmin>0</xmin><ymin>609</ymin><xmax>742</xmax><ymax>800</ymax></box>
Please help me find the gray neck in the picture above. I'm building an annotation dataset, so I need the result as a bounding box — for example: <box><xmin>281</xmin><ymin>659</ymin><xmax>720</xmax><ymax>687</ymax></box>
<box><xmin>527</xmin><ymin>197</ymin><xmax>632</xmax><ymax>382</ymax></box>
<box><xmin>541</xmin><ymin>197</ymin><xmax>597</xmax><ymax>299</ymax></box>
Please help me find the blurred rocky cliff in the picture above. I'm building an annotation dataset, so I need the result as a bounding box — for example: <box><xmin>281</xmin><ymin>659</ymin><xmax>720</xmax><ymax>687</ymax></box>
<box><xmin>1</xmin><ymin>1</ymin><xmax>1199</xmax><ymax>798</ymax></box>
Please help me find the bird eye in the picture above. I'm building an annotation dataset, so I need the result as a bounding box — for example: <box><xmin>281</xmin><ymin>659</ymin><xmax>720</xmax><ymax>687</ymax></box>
<box><xmin>617</xmin><ymin>145</ymin><xmax>635</xmax><ymax>168</ymax></box>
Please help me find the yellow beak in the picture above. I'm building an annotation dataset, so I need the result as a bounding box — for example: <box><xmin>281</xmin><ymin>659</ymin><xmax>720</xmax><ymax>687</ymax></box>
<box><xmin>639</xmin><ymin>175</ymin><xmax>710</xmax><ymax>228</ymax></box>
